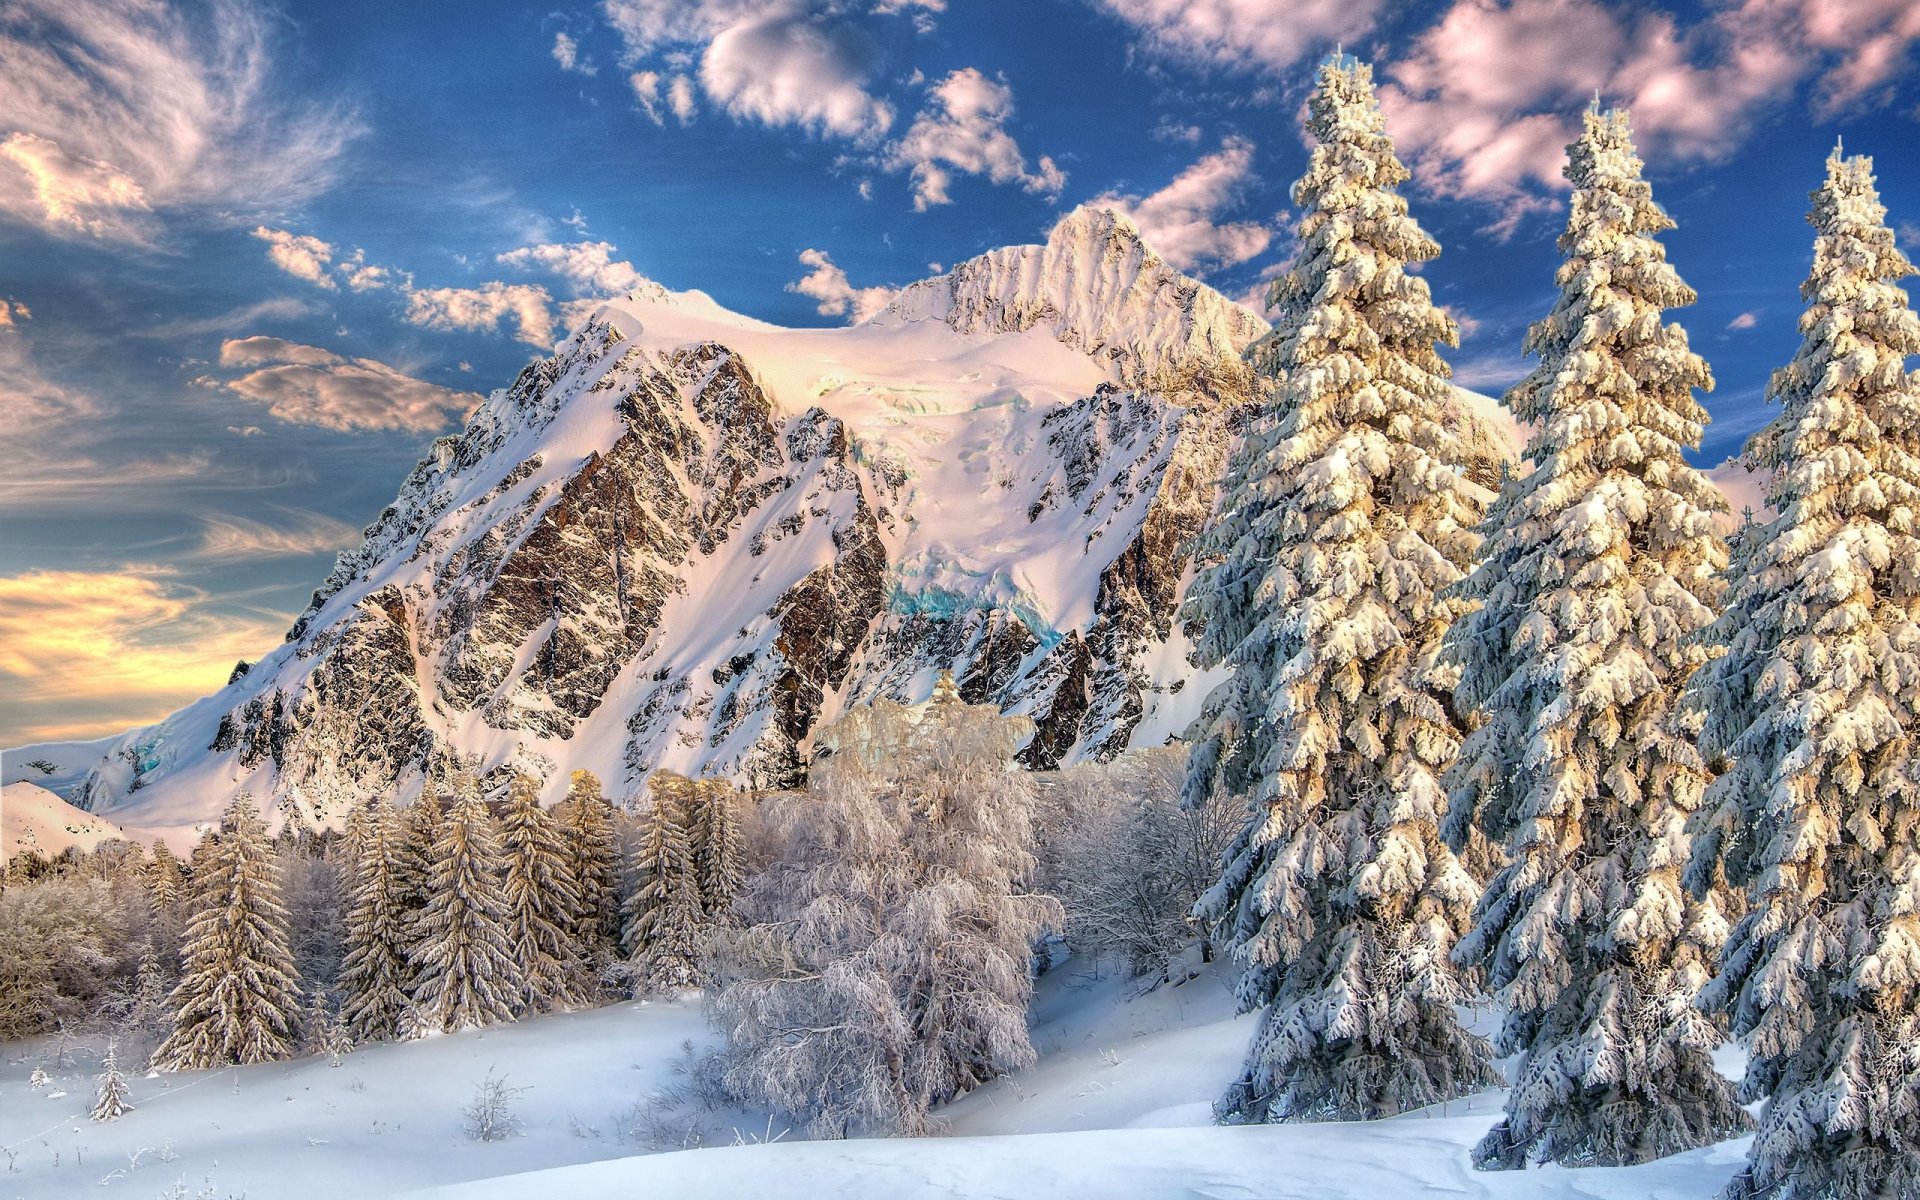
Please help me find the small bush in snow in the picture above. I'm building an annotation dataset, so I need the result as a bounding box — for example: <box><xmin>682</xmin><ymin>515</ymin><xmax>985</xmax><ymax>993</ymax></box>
<box><xmin>462</xmin><ymin>1068</ymin><xmax>528</xmax><ymax>1142</ymax></box>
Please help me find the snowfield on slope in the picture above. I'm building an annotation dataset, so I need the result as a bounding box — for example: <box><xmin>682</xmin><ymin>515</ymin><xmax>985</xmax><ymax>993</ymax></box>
<box><xmin>0</xmin><ymin>961</ymin><xmax>1754</xmax><ymax>1200</ymax></box>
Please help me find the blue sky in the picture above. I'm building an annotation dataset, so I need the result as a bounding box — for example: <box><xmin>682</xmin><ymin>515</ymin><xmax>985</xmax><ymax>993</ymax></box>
<box><xmin>2</xmin><ymin>0</ymin><xmax>1917</xmax><ymax>744</ymax></box>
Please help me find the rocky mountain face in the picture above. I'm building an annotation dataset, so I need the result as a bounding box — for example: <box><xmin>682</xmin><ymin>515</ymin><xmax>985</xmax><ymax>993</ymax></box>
<box><xmin>8</xmin><ymin>207</ymin><xmax>1509</xmax><ymax>838</ymax></box>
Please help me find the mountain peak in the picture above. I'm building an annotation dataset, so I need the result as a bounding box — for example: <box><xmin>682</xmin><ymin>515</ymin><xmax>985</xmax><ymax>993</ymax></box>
<box><xmin>875</xmin><ymin>207</ymin><xmax>1266</xmax><ymax>398</ymax></box>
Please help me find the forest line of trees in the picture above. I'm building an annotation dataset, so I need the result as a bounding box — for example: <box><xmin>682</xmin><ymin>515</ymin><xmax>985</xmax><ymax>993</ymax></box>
<box><xmin>1181</xmin><ymin>52</ymin><xmax>1919</xmax><ymax>1200</ymax></box>
<box><xmin>0</xmin><ymin>679</ymin><xmax>1220</xmax><ymax>1145</ymax></box>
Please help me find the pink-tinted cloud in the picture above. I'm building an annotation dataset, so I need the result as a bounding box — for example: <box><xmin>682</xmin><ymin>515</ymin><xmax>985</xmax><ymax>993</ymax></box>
<box><xmin>1092</xmin><ymin>0</ymin><xmax>1388</xmax><ymax>71</ymax></box>
<box><xmin>787</xmin><ymin>248</ymin><xmax>895</xmax><ymax>322</ymax></box>
<box><xmin>1091</xmin><ymin>137</ymin><xmax>1273</xmax><ymax>274</ymax></box>
<box><xmin>1377</xmin><ymin>0</ymin><xmax>1919</xmax><ymax>224</ymax></box>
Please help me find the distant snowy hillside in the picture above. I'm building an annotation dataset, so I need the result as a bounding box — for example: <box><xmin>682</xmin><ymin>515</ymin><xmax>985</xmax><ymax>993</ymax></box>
<box><xmin>2</xmin><ymin>208</ymin><xmax>1512</xmax><ymax>843</ymax></box>
<box><xmin>1</xmin><ymin>780</ymin><xmax>154</xmax><ymax>861</ymax></box>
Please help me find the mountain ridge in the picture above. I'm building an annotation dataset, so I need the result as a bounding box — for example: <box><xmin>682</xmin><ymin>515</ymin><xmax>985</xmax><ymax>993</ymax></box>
<box><xmin>2</xmin><ymin>208</ymin><xmax>1502</xmax><ymax>844</ymax></box>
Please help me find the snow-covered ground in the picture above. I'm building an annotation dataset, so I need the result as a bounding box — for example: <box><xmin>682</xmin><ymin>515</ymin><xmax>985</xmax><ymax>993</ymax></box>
<box><xmin>0</xmin><ymin>959</ymin><xmax>1756</xmax><ymax>1199</ymax></box>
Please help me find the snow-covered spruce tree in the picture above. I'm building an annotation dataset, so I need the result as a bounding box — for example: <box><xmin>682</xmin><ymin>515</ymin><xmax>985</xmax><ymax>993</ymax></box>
<box><xmin>396</xmin><ymin>789</ymin><xmax>443</xmax><ymax>961</ymax></box>
<box><xmin>152</xmin><ymin>794</ymin><xmax>301</xmax><ymax>1071</ymax></box>
<box><xmin>622</xmin><ymin>771</ymin><xmax>704</xmax><ymax>994</ymax></box>
<box><xmin>145</xmin><ymin>840</ymin><xmax>185</xmax><ymax>910</ymax></box>
<box><xmin>1440</xmin><ymin>105</ymin><xmax>1747</xmax><ymax>1169</ymax></box>
<box><xmin>91</xmin><ymin>1037</ymin><xmax>134</xmax><ymax>1122</ymax></box>
<box><xmin>693</xmin><ymin>779</ymin><xmax>746</xmax><ymax>919</ymax></box>
<box><xmin>301</xmin><ymin>987</ymin><xmax>351</xmax><ymax>1066</ymax></box>
<box><xmin>339</xmin><ymin>797</ymin><xmax>413</xmax><ymax>1042</ymax></box>
<box><xmin>127</xmin><ymin>939</ymin><xmax>171</xmax><ymax>1037</ymax></box>
<box><xmin>1683</xmin><ymin>148</ymin><xmax>1920</xmax><ymax>1200</ymax></box>
<box><xmin>709</xmin><ymin>687</ymin><xmax>1058</xmax><ymax>1138</ymax></box>
<box><xmin>407</xmin><ymin>776</ymin><xmax>520</xmax><ymax>1035</ymax></box>
<box><xmin>1181</xmin><ymin>54</ymin><xmax>1497</xmax><ymax>1124</ymax></box>
<box><xmin>500</xmin><ymin>772</ymin><xmax>583</xmax><ymax>1013</ymax></box>
<box><xmin>556</xmin><ymin>769</ymin><xmax>620</xmax><ymax>982</ymax></box>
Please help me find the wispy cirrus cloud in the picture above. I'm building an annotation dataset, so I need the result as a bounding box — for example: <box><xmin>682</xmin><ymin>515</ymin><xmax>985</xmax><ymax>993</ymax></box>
<box><xmin>207</xmin><ymin>336</ymin><xmax>481</xmax><ymax>433</ymax></box>
<box><xmin>786</xmin><ymin>248</ymin><xmax>895</xmax><ymax>322</ymax></box>
<box><xmin>0</xmin><ymin>0</ymin><xmax>355</xmax><ymax>244</ymax></box>
<box><xmin>194</xmin><ymin>508</ymin><xmax>361</xmax><ymax>561</ymax></box>
<box><xmin>0</xmin><ymin>567</ymin><xmax>288</xmax><ymax>745</ymax></box>
<box><xmin>1091</xmin><ymin>137</ymin><xmax>1272</xmax><ymax>274</ymax></box>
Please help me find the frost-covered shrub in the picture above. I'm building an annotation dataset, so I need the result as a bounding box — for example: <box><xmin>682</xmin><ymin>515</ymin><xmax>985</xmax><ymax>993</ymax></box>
<box><xmin>0</xmin><ymin>872</ymin><xmax>156</xmax><ymax>1039</ymax></box>
<box><xmin>462</xmin><ymin>1068</ymin><xmax>528</xmax><ymax>1142</ymax></box>
<box><xmin>707</xmin><ymin>681</ymin><xmax>1060</xmax><ymax>1138</ymax></box>
<box><xmin>1038</xmin><ymin>747</ymin><xmax>1233</xmax><ymax>981</ymax></box>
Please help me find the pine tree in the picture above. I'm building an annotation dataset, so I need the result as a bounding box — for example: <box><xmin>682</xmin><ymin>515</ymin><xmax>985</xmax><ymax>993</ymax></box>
<box><xmin>556</xmin><ymin>769</ymin><xmax>619</xmax><ymax>984</ymax></box>
<box><xmin>152</xmin><ymin>794</ymin><xmax>302</xmax><ymax>1071</ymax></box>
<box><xmin>407</xmin><ymin>776</ymin><xmax>520</xmax><ymax>1034</ymax></box>
<box><xmin>1440</xmin><ymin>105</ymin><xmax>1748</xmax><ymax>1169</ymax></box>
<box><xmin>693</xmin><ymin>779</ymin><xmax>746</xmax><ymax>919</ymax></box>
<box><xmin>622</xmin><ymin>772</ymin><xmax>703</xmax><ymax>994</ymax></box>
<box><xmin>500</xmin><ymin>772</ymin><xmax>583</xmax><ymax>1013</ymax></box>
<box><xmin>145</xmin><ymin>840</ymin><xmax>185</xmax><ymax>910</ymax></box>
<box><xmin>128</xmin><ymin>939</ymin><xmax>170</xmax><ymax>1037</ymax></box>
<box><xmin>90</xmin><ymin>1038</ymin><xmax>134</xmax><ymax>1122</ymax></box>
<box><xmin>302</xmin><ymin>988</ymin><xmax>351</xmax><ymax>1066</ymax></box>
<box><xmin>1181</xmin><ymin>53</ymin><xmax>1497</xmax><ymax>1124</ymax></box>
<box><xmin>338</xmin><ymin>797</ymin><xmax>413</xmax><ymax>1043</ymax></box>
<box><xmin>1684</xmin><ymin>147</ymin><xmax>1920</xmax><ymax>1200</ymax></box>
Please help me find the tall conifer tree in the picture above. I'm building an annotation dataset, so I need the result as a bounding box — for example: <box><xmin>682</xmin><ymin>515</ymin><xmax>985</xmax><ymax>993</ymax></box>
<box><xmin>408</xmin><ymin>776</ymin><xmax>519</xmax><ymax>1034</ymax></box>
<box><xmin>1443</xmin><ymin>105</ymin><xmax>1748</xmax><ymax>1168</ymax></box>
<box><xmin>153</xmin><ymin>794</ymin><xmax>301</xmax><ymax>1071</ymax></box>
<box><xmin>500</xmin><ymin>772</ymin><xmax>582</xmax><ymax>1013</ymax></box>
<box><xmin>1182</xmin><ymin>53</ymin><xmax>1496</xmax><ymax>1123</ymax></box>
<box><xmin>339</xmin><ymin>796</ymin><xmax>413</xmax><ymax>1042</ymax></box>
<box><xmin>1685</xmin><ymin>148</ymin><xmax>1920</xmax><ymax>1200</ymax></box>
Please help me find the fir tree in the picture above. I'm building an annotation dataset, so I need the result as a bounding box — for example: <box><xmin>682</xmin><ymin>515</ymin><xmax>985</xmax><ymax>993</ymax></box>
<box><xmin>622</xmin><ymin>772</ymin><xmax>703</xmax><ymax>994</ymax></box>
<box><xmin>556</xmin><ymin>769</ymin><xmax>619</xmax><ymax>982</ymax></box>
<box><xmin>145</xmin><ymin>840</ymin><xmax>185</xmax><ymax>910</ymax></box>
<box><xmin>1181</xmin><ymin>53</ymin><xmax>1497</xmax><ymax>1123</ymax></box>
<box><xmin>128</xmin><ymin>939</ymin><xmax>170</xmax><ymax>1037</ymax></box>
<box><xmin>693</xmin><ymin>779</ymin><xmax>746</xmax><ymax>919</ymax></box>
<box><xmin>1442</xmin><ymin>105</ymin><xmax>1748</xmax><ymax>1169</ymax></box>
<box><xmin>407</xmin><ymin>776</ymin><xmax>519</xmax><ymax>1034</ymax></box>
<box><xmin>302</xmin><ymin>988</ymin><xmax>351</xmax><ymax>1066</ymax></box>
<box><xmin>1684</xmin><ymin>147</ymin><xmax>1920</xmax><ymax>1200</ymax></box>
<box><xmin>90</xmin><ymin>1038</ymin><xmax>134</xmax><ymax>1122</ymax></box>
<box><xmin>153</xmin><ymin>794</ymin><xmax>301</xmax><ymax>1071</ymax></box>
<box><xmin>339</xmin><ymin>797</ymin><xmax>413</xmax><ymax>1043</ymax></box>
<box><xmin>500</xmin><ymin>772</ymin><xmax>583</xmax><ymax>1013</ymax></box>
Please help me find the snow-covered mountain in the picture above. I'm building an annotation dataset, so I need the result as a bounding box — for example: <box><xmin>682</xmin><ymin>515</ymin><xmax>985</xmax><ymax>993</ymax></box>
<box><xmin>4</xmin><ymin>208</ymin><xmax>1511</xmax><ymax>841</ymax></box>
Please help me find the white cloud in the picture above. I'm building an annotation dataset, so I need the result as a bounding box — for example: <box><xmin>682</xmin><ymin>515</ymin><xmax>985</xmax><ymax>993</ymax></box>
<box><xmin>213</xmin><ymin>336</ymin><xmax>481</xmax><ymax>433</ymax></box>
<box><xmin>1377</xmin><ymin>0</ymin><xmax>1920</xmax><ymax>222</ymax></box>
<box><xmin>1091</xmin><ymin>137</ymin><xmax>1271</xmax><ymax>273</ymax></box>
<box><xmin>404</xmin><ymin>282</ymin><xmax>558</xmax><ymax>347</ymax></box>
<box><xmin>1897</xmin><ymin>220</ymin><xmax>1920</xmax><ymax>249</ymax></box>
<box><xmin>1092</xmin><ymin>0</ymin><xmax>1387</xmax><ymax>72</ymax></box>
<box><xmin>499</xmin><ymin>240</ymin><xmax>650</xmax><ymax>296</ymax></box>
<box><xmin>787</xmin><ymin>248</ymin><xmax>895</xmax><ymax>322</ymax></box>
<box><xmin>630</xmin><ymin>70</ymin><xmax>665</xmax><ymax>123</ymax></box>
<box><xmin>253</xmin><ymin>226</ymin><xmax>337</xmax><ymax>289</ymax></box>
<box><xmin>701</xmin><ymin>7</ymin><xmax>894</xmax><ymax>139</ymax></box>
<box><xmin>885</xmin><ymin>69</ymin><xmax>1064</xmax><ymax>211</ymax></box>
<box><xmin>194</xmin><ymin>508</ymin><xmax>360</xmax><ymax>560</ymax></box>
<box><xmin>553</xmin><ymin>31</ymin><xmax>597</xmax><ymax>75</ymax></box>
<box><xmin>0</xmin><ymin>0</ymin><xmax>353</xmax><ymax>243</ymax></box>
<box><xmin>226</xmin><ymin>424</ymin><xmax>263</xmax><ymax>437</ymax></box>
<box><xmin>0</xmin><ymin>133</ymin><xmax>152</xmax><ymax>241</ymax></box>
<box><xmin>340</xmin><ymin>249</ymin><xmax>400</xmax><ymax>292</ymax></box>
<box><xmin>1728</xmin><ymin>310</ymin><xmax>1760</xmax><ymax>330</ymax></box>
<box><xmin>668</xmin><ymin>74</ymin><xmax>698</xmax><ymax>122</ymax></box>
<box><xmin>0</xmin><ymin>298</ymin><xmax>29</xmax><ymax>326</ymax></box>
<box><xmin>606</xmin><ymin>0</ymin><xmax>892</xmax><ymax>139</ymax></box>
<box><xmin>1450</xmin><ymin>352</ymin><xmax>1534</xmax><ymax>392</ymax></box>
